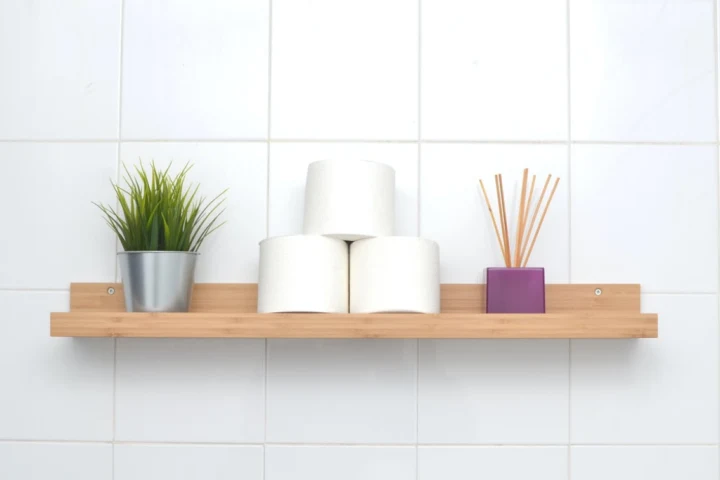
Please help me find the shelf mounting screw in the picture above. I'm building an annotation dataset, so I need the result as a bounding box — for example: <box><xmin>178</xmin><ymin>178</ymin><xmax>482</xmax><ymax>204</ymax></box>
<box><xmin>594</xmin><ymin>288</ymin><xmax>602</xmax><ymax>296</ymax></box>
<box><xmin>107</xmin><ymin>287</ymin><xmax>115</xmax><ymax>295</ymax></box>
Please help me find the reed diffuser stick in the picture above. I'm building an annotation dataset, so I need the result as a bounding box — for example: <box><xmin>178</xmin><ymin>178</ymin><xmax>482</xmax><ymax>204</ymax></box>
<box><xmin>478</xmin><ymin>179</ymin><xmax>506</xmax><ymax>262</ymax></box>
<box><xmin>519</xmin><ymin>174</ymin><xmax>537</xmax><ymax>260</ymax></box>
<box><xmin>498</xmin><ymin>174</ymin><xmax>512</xmax><ymax>267</ymax></box>
<box><xmin>514</xmin><ymin>168</ymin><xmax>529</xmax><ymax>267</ymax></box>
<box><xmin>519</xmin><ymin>174</ymin><xmax>552</xmax><ymax>264</ymax></box>
<box><xmin>479</xmin><ymin>169</ymin><xmax>559</xmax><ymax>268</ymax></box>
<box><xmin>495</xmin><ymin>175</ymin><xmax>510</xmax><ymax>266</ymax></box>
<box><xmin>524</xmin><ymin>174</ymin><xmax>536</xmax><ymax>233</ymax></box>
<box><xmin>522</xmin><ymin>177</ymin><xmax>560</xmax><ymax>267</ymax></box>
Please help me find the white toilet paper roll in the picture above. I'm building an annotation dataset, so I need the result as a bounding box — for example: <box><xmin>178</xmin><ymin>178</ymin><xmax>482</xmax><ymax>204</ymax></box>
<box><xmin>258</xmin><ymin>235</ymin><xmax>349</xmax><ymax>313</ymax></box>
<box><xmin>350</xmin><ymin>237</ymin><xmax>440</xmax><ymax>314</ymax></box>
<box><xmin>303</xmin><ymin>159</ymin><xmax>395</xmax><ymax>241</ymax></box>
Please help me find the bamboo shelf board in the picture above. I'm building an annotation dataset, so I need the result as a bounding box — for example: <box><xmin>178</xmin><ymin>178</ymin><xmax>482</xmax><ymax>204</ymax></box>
<box><xmin>50</xmin><ymin>283</ymin><xmax>658</xmax><ymax>339</ymax></box>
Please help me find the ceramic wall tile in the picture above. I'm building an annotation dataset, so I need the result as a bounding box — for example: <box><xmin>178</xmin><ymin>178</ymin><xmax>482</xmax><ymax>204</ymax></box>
<box><xmin>0</xmin><ymin>143</ymin><xmax>118</xmax><ymax>289</ymax></box>
<box><xmin>571</xmin><ymin>446</ymin><xmax>718</xmax><ymax>480</ymax></box>
<box><xmin>122</xmin><ymin>0</ymin><xmax>269</xmax><ymax>139</ymax></box>
<box><xmin>115</xmin><ymin>339</ymin><xmax>265</xmax><ymax>443</ymax></box>
<box><xmin>422</xmin><ymin>0</ymin><xmax>567</xmax><ymax>140</ymax></box>
<box><xmin>0</xmin><ymin>443</ymin><xmax>112</xmax><ymax>480</ymax></box>
<box><xmin>0</xmin><ymin>0</ymin><xmax>121</xmax><ymax>139</ymax></box>
<box><xmin>266</xmin><ymin>339</ymin><xmax>417</xmax><ymax>443</ymax></box>
<box><xmin>418</xmin><ymin>447</ymin><xmax>568</xmax><ymax>480</ymax></box>
<box><xmin>570</xmin><ymin>145</ymin><xmax>718</xmax><ymax>293</ymax></box>
<box><xmin>419</xmin><ymin>339</ymin><xmax>569</xmax><ymax>444</ymax></box>
<box><xmin>265</xmin><ymin>446</ymin><xmax>416</xmax><ymax>480</ymax></box>
<box><xmin>571</xmin><ymin>0</ymin><xmax>716</xmax><ymax>141</ymax></box>
<box><xmin>114</xmin><ymin>445</ymin><xmax>263</xmax><ymax>480</ymax></box>
<box><xmin>571</xmin><ymin>295</ymin><xmax>718</xmax><ymax>443</ymax></box>
<box><xmin>0</xmin><ymin>293</ymin><xmax>114</xmax><ymax>441</ymax></box>
<box><xmin>271</xmin><ymin>0</ymin><xmax>418</xmax><ymax>139</ymax></box>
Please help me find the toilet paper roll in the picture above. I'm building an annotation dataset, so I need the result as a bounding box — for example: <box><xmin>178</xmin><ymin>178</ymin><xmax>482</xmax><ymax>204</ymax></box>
<box><xmin>350</xmin><ymin>237</ymin><xmax>440</xmax><ymax>314</ymax></box>
<box><xmin>303</xmin><ymin>159</ymin><xmax>395</xmax><ymax>241</ymax></box>
<box><xmin>258</xmin><ymin>235</ymin><xmax>349</xmax><ymax>313</ymax></box>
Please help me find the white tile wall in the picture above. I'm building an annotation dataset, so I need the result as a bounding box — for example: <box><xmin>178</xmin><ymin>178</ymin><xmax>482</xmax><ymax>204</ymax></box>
<box><xmin>422</xmin><ymin>0</ymin><xmax>568</xmax><ymax>140</ymax></box>
<box><xmin>418</xmin><ymin>340</ymin><xmax>569</xmax><ymax>444</ymax></box>
<box><xmin>115</xmin><ymin>339</ymin><xmax>265</xmax><ymax>443</ymax></box>
<box><xmin>571</xmin><ymin>446</ymin><xmax>719</xmax><ymax>480</ymax></box>
<box><xmin>271</xmin><ymin>0</ymin><xmax>418</xmax><ymax>140</ymax></box>
<box><xmin>570</xmin><ymin>145</ymin><xmax>718</xmax><ymax>293</ymax></box>
<box><xmin>266</xmin><ymin>340</ymin><xmax>417</xmax><ymax>444</ymax></box>
<box><xmin>0</xmin><ymin>443</ymin><xmax>112</xmax><ymax>480</ymax></box>
<box><xmin>571</xmin><ymin>295</ymin><xmax>718</xmax><ymax>444</ymax></box>
<box><xmin>114</xmin><ymin>444</ymin><xmax>264</xmax><ymax>480</ymax></box>
<box><xmin>265</xmin><ymin>446</ymin><xmax>416</xmax><ymax>480</ymax></box>
<box><xmin>0</xmin><ymin>0</ymin><xmax>121</xmax><ymax>139</ymax></box>
<box><xmin>2</xmin><ymin>0</ymin><xmax>720</xmax><ymax>478</ymax></box>
<box><xmin>121</xmin><ymin>0</ymin><xmax>269</xmax><ymax>139</ymax></box>
<box><xmin>418</xmin><ymin>447</ymin><xmax>568</xmax><ymax>480</ymax></box>
<box><xmin>0</xmin><ymin>293</ymin><xmax>114</xmax><ymax>441</ymax></box>
<box><xmin>570</xmin><ymin>0</ymin><xmax>716</xmax><ymax>142</ymax></box>
<box><xmin>0</xmin><ymin>144</ymin><xmax>118</xmax><ymax>289</ymax></box>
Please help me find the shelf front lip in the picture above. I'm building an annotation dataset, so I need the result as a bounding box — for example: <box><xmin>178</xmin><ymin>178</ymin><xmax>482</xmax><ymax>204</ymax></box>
<box><xmin>50</xmin><ymin>312</ymin><xmax>659</xmax><ymax>339</ymax></box>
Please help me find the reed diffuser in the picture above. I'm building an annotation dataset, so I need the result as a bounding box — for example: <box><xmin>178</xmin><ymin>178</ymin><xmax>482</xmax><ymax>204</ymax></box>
<box><xmin>478</xmin><ymin>168</ymin><xmax>560</xmax><ymax>313</ymax></box>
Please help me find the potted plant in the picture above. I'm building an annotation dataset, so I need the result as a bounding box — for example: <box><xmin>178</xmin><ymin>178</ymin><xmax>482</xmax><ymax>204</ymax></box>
<box><xmin>94</xmin><ymin>161</ymin><xmax>227</xmax><ymax>312</ymax></box>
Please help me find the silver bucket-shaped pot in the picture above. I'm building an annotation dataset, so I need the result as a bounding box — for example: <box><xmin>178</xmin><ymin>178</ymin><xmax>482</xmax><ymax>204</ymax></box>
<box><xmin>118</xmin><ymin>251</ymin><xmax>199</xmax><ymax>312</ymax></box>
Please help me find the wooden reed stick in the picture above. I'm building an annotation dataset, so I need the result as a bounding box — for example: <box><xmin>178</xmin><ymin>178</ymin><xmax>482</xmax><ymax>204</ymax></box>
<box><xmin>517</xmin><ymin>173</ymin><xmax>535</xmax><ymax>267</ymax></box>
<box><xmin>522</xmin><ymin>177</ymin><xmax>560</xmax><ymax>267</ymax></box>
<box><xmin>478</xmin><ymin>179</ymin><xmax>506</xmax><ymax>262</ymax></box>
<box><xmin>523</xmin><ymin>174</ymin><xmax>536</xmax><ymax>239</ymax></box>
<box><xmin>519</xmin><ymin>174</ymin><xmax>552</xmax><ymax>264</ymax></box>
<box><xmin>497</xmin><ymin>174</ymin><xmax>511</xmax><ymax>267</ymax></box>
<box><xmin>514</xmin><ymin>168</ymin><xmax>529</xmax><ymax>267</ymax></box>
<box><xmin>495</xmin><ymin>175</ymin><xmax>507</xmax><ymax>266</ymax></box>
<box><xmin>495</xmin><ymin>174</ymin><xmax>510</xmax><ymax>267</ymax></box>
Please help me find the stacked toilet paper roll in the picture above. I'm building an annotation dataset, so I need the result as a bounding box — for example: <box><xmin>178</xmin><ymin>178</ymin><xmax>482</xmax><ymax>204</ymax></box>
<box><xmin>257</xmin><ymin>159</ymin><xmax>440</xmax><ymax>314</ymax></box>
<box><xmin>303</xmin><ymin>160</ymin><xmax>395</xmax><ymax>240</ymax></box>
<box><xmin>257</xmin><ymin>235</ymin><xmax>348</xmax><ymax>313</ymax></box>
<box><xmin>350</xmin><ymin>236</ymin><xmax>440</xmax><ymax>313</ymax></box>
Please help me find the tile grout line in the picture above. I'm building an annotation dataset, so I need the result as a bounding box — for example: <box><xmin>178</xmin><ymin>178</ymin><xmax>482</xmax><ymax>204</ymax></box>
<box><xmin>265</xmin><ymin>0</ymin><xmax>273</xmax><ymax>243</ymax></box>
<box><xmin>417</xmin><ymin>0</ymin><xmax>422</xmax><ymax>235</ymax></box>
<box><xmin>264</xmin><ymin>1</ymin><xmax>273</xmax><ymax>479</ymax></box>
<box><xmin>566</xmin><ymin>0</ymin><xmax>573</xmax><ymax>476</ymax></box>
<box><xmin>4</xmin><ymin>138</ymin><xmax>720</xmax><ymax>145</ymax></box>
<box><xmin>714</xmin><ymin>0</ymin><xmax>720</xmax><ymax>147</ymax></box>
<box><xmin>415</xmin><ymin>0</ymin><xmax>422</xmax><ymax>480</ymax></box>
<box><xmin>2</xmin><ymin>439</ymin><xmax>720</xmax><ymax>447</ymax></box>
<box><xmin>112</xmin><ymin>0</ymin><xmax>126</xmax><ymax>477</ymax></box>
<box><xmin>415</xmin><ymin>341</ymin><xmax>420</xmax><ymax>475</ymax></box>
<box><xmin>0</xmin><ymin>288</ymin><xmax>69</xmax><ymax>293</ymax></box>
<box><xmin>713</xmin><ymin>1</ymin><xmax>720</xmax><ymax>479</ymax></box>
<box><xmin>263</xmin><ymin>338</ymin><xmax>269</xmax><ymax>478</ymax></box>
<box><xmin>2</xmin><ymin>288</ymin><xmax>717</xmax><ymax>295</ymax></box>
<box><xmin>416</xmin><ymin>1</ymin><xmax>422</xmax><ymax>477</ymax></box>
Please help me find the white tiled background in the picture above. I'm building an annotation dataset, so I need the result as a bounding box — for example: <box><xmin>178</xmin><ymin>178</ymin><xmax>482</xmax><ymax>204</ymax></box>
<box><xmin>0</xmin><ymin>0</ymin><xmax>718</xmax><ymax>479</ymax></box>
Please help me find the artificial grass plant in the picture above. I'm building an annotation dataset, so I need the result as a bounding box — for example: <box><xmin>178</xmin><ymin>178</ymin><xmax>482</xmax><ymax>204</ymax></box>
<box><xmin>94</xmin><ymin>161</ymin><xmax>227</xmax><ymax>252</ymax></box>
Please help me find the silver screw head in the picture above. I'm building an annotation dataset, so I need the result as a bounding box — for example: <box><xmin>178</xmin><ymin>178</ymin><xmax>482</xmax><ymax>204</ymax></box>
<box><xmin>107</xmin><ymin>287</ymin><xmax>115</xmax><ymax>295</ymax></box>
<box><xmin>594</xmin><ymin>288</ymin><xmax>602</xmax><ymax>296</ymax></box>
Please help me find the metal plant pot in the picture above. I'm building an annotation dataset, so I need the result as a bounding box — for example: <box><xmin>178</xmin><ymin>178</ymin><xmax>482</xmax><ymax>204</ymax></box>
<box><xmin>118</xmin><ymin>251</ymin><xmax>199</xmax><ymax>312</ymax></box>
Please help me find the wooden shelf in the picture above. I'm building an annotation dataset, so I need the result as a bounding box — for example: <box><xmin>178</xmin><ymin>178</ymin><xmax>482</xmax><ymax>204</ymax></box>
<box><xmin>51</xmin><ymin>311</ymin><xmax>656</xmax><ymax>339</ymax></box>
<box><xmin>50</xmin><ymin>283</ymin><xmax>658</xmax><ymax>339</ymax></box>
